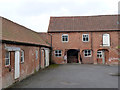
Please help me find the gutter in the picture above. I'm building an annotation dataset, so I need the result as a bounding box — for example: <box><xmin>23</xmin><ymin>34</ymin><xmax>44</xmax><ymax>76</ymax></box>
<box><xmin>48</xmin><ymin>30</ymin><xmax>120</xmax><ymax>33</ymax></box>
<box><xmin>2</xmin><ymin>40</ymin><xmax>51</xmax><ymax>48</ymax></box>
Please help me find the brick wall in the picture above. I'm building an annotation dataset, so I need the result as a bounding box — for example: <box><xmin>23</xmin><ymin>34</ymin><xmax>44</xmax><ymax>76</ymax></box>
<box><xmin>2</xmin><ymin>43</ymin><xmax>41</xmax><ymax>88</ymax></box>
<box><xmin>50</xmin><ymin>31</ymin><xmax>119</xmax><ymax>64</ymax></box>
<box><xmin>0</xmin><ymin>17</ymin><xmax>2</xmax><ymax>90</ymax></box>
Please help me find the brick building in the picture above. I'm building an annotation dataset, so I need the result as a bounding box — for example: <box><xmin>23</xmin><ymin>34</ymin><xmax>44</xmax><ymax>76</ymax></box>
<box><xmin>0</xmin><ymin>17</ymin><xmax>51</xmax><ymax>89</ymax></box>
<box><xmin>0</xmin><ymin>14</ymin><xmax>120</xmax><ymax>89</ymax></box>
<box><xmin>48</xmin><ymin>15</ymin><xmax>120</xmax><ymax>65</ymax></box>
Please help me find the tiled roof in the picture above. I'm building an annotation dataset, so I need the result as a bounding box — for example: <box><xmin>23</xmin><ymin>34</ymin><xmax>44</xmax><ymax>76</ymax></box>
<box><xmin>48</xmin><ymin>15</ymin><xmax>120</xmax><ymax>32</ymax></box>
<box><xmin>1</xmin><ymin>17</ymin><xmax>50</xmax><ymax>47</ymax></box>
<box><xmin>38</xmin><ymin>32</ymin><xmax>51</xmax><ymax>45</ymax></box>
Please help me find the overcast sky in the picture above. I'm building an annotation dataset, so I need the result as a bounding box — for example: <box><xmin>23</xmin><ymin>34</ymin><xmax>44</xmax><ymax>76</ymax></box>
<box><xmin>0</xmin><ymin>0</ymin><xmax>119</xmax><ymax>32</ymax></box>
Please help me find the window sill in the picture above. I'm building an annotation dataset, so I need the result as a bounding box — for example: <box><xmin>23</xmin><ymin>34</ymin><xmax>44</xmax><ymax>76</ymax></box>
<box><xmin>55</xmin><ymin>56</ymin><xmax>62</xmax><ymax>57</ymax></box>
<box><xmin>62</xmin><ymin>41</ymin><xmax>69</xmax><ymax>43</ymax></box>
<box><xmin>21</xmin><ymin>62</ymin><xmax>24</xmax><ymax>64</ymax></box>
<box><xmin>82</xmin><ymin>41</ymin><xmax>89</xmax><ymax>42</ymax></box>
<box><xmin>84</xmin><ymin>56</ymin><xmax>92</xmax><ymax>57</ymax></box>
<box><xmin>100</xmin><ymin>45</ymin><xmax>110</xmax><ymax>47</ymax></box>
<box><xmin>5</xmin><ymin>65</ymin><xmax>10</xmax><ymax>68</ymax></box>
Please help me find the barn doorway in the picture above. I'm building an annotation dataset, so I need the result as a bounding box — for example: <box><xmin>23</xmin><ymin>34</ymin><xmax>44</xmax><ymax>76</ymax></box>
<box><xmin>67</xmin><ymin>49</ymin><xmax>79</xmax><ymax>63</ymax></box>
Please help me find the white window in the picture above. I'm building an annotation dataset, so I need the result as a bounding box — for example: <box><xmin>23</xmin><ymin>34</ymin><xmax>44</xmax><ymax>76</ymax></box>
<box><xmin>5</xmin><ymin>51</ymin><xmax>10</xmax><ymax>66</ymax></box>
<box><xmin>103</xmin><ymin>34</ymin><xmax>110</xmax><ymax>46</ymax></box>
<box><xmin>21</xmin><ymin>50</ymin><xmax>24</xmax><ymax>63</ymax></box>
<box><xmin>82</xmin><ymin>34</ymin><xmax>89</xmax><ymax>42</ymax></box>
<box><xmin>84</xmin><ymin>50</ymin><xmax>91</xmax><ymax>57</ymax></box>
<box><xmin>97</xmin><ymin>51</ymin><xmax>102</xmax><ymax>58</ymax></box>
<box><xmin>55</xmin><ymin>50</ymin><xmax>62</xmax><ymax>57</ymax></box>
<box><xmin>36</xmin><ymin>50</ymin><xmax>38</xmax><ymax>60</ymax></box>
<box><xmin>62</xmin><ymin>34</ymin><xmax>68</xmax><ymax>42</ymax></box>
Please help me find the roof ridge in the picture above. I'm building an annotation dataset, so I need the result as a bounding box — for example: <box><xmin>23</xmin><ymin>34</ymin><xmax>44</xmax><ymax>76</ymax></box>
<box><xmin>50</xmin><ymin>14</ymin><xmax>119</xmax><ymax>18</ymax></box>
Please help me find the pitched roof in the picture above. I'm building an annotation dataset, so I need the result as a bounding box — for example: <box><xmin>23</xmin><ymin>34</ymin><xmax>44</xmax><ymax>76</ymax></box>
<box><xmin>38</xmin><ymin>32</ymin><xmax>51</xmax><ymax>45</ymax></box>
<box><xmin>1</xmin><ymin>17</ymin><xmax>50</xmax><ymax>47</ymax></box>
<box><xmin>48</xmin><ymin>15</ymin><xmax>120</xmax><ymax>32</ymax></box>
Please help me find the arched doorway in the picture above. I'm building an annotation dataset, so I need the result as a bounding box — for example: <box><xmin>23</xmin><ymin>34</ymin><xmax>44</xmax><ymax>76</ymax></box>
<box><xmin>97</xmin><ymin>49</ymin><xmax>109</xmax><ymax>64</ymax></box>
<box><xmin>67</xmin><ymin>49</ymin><xmax>79</xmax><ymax>63</ymax></box>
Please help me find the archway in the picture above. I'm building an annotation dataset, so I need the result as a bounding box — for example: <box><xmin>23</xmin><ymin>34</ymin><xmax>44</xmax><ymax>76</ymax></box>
<box><xmin>97</xmin><ymin>49</ymin><xmax>109</xmax><ymax>64</ymax></box>
<box><xmin>67</xmin><ymin>49</ymin><xmax>79</xmax><ymax>63</ymax></box>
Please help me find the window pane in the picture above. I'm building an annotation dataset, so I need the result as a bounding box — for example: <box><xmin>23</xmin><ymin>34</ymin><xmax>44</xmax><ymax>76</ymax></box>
<box><xmin>59</xmin><ymin>54</ymin><xmax>61</xmax><ymax>56</ymax></box>
<box><xmin>6</xmin><ymin>59</ymin><xmax>9</xmax><ymax>65</ymax></box>
<box><xmin>55</xmin><ymin>51</ymin><xmax>57</xmax><ymax>54</ymax></box>
<box><xmin>86</xmin><ymin>38</ymin><xmax>88</xmax><ymax>41</ymax></box>
<box><xmin>88</xmin><ymin>50</ymin><xmax>90</xmax><ymax>53</ymax></box>
<box><xmin>5</xmin><ymin>52</ymin><xmax>9</xmax><ymax>58</ymax></box>
<box><xmin>62</xmin><ymin>38</ymin><xmax>65</xmax><ymax>41</ymax></box>
<box><xmin>5</xmin><ymin>59</ymin><xmax>9</xmax><ymax>65</ymax></box>
<box><xmin>97</xmin><ymin>52</ymin><xmax>100</xmax><ymax>54</ymax></box>
<box><xmin>83</xmin><ymin>38</ymin><xmax>85</xmax><ymax>41</ymax></box>
<box><xmin>97</xmin><ymin>55</ymin><xmax>99</xmax><ymax>57</ymax></box>
<box><xmin>88</xmin><ymin>53</ymin><xmax>90</xmax><ymax>55</ymax></box>
<box><xmin>56</xmin><ymin>54</ymin><xmax>59</xmax><ymax>56</ymax></box>
<box><xmin>5</xmin><ymin>51</ymin><xmax>10</xmax><ymax>65</ymax></box>
<box><xmin>84</xmin><ymin>50</ymin><xmax>87</xmax><ymax>54</ymax></box>
<box><xmin>59</xmin><ymin>50</ymin><xmax>61</xmax><ymax>53</ymax></box>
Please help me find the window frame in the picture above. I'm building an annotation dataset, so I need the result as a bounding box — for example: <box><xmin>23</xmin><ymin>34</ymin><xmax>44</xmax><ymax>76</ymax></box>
<box><xmin>97</xmin><ymin>51</ymin><xmax>102</xmax><ymax>58</ymax></box>
<box><xmin>21</xmin><ymin>50</ymin><xmax>24</xmax><ymax>63</ymax></box>
<box><xmin>102</xmin><ymin>34</ymin><xmax>110</xmax><ymax>46</ymax></box>
<box><xmin>54</xmin><ymin>50</ymin><xmax>62</xmax><ymax>57</ymax></box>
<box><xmin>36</xmin><ymin>50</ymin><xmax>38</xmax><ymax>60</ymax></box>
<box><xmin>62</xmin><ymin>34</ymin><xmax>69</xmax><ymax>42</ymax></box>
<box><xmin>84</xmin><ymin>50</ymin><xmax>92</xmax><ymax>57</ymax></box>
<box><xmin>82</xmin><ymin>34</ymin><xmax>89</xmax><ymax>42</ymax></box>
<box><xmin>5</xmin><ymin>51</ymin><xmax>10</xmax><ymax>66</ymax></box>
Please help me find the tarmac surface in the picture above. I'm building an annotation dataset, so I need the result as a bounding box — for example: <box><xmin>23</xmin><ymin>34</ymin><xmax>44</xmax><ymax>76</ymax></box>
<box><xmin>10</xmin><ymin>64</ymin><xmax>118</xmax><ymax>88</ymax></box>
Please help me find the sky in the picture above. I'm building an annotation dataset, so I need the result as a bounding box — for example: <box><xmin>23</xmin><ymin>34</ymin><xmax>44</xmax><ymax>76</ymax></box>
<box><xmin>0</xmin><ymin>0</ymin><xmax>119</xmax><ymax>32</ymax></box>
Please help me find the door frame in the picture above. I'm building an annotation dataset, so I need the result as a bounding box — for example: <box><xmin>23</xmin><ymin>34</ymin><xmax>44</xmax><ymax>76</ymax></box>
<box><xmin>67</xmin><ymin>49</ymin><xmax>79</xmax><ymax>63</ymax></box>
<box><xmin>14</xmin><ymin>51</ymin><xmax>20</xmax><ymax>79</ymax></box>
<box><xmin>102</xmin><ymin>50</ymin><xmax>105</xmax><ymax>64</ymax></box>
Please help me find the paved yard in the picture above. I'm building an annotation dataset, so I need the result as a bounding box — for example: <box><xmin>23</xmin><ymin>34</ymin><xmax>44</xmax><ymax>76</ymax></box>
<box><xmin>10</xmin><ymin>64</ymin><xmax>118</xmax><ymax>88</ymax></box>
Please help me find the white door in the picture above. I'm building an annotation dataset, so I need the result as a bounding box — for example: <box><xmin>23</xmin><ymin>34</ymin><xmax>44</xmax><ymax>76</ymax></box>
<box><xmin>45</xmin><ymin>49</ymin><xmax>49</xmax><ymax>67</ymax></box>
<box><xmin>15</xmin><ymin>51</ymin><xmax>20</xmax><ymax>79</ymax></box>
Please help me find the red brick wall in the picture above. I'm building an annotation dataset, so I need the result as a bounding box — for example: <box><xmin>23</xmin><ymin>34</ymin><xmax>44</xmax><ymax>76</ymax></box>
<box><xmin>2</xmin><ymin>43</ymin><xmax>41</xmax><ymax>88</ymax></box>
<box><xmin>49</xmin><ymin>31</ymin><xmax>119</xmax><ymax>64</ymax></box>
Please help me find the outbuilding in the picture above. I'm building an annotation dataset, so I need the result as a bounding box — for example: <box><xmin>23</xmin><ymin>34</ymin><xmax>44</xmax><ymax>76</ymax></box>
<box><xmin>0</xmin><ymin>17</ymin><xmax>51</xmax><ymax>89</ymax></box>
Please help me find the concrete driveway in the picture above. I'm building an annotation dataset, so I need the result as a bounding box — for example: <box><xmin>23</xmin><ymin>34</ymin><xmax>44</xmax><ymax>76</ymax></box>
<box><xmin>10</xmin><ymin>64</ymin><xmax>118</xmax><ymax>88</ymax></box>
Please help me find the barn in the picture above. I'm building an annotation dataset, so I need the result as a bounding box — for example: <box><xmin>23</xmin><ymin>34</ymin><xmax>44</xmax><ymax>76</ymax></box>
<box><xmin>0</xmin><ymin>16</ymin><xmax>51</xmax><ymax>89</ymax></box>
<box><xmin>48</xmin><ymin>15</ymin><xmax>120</xmax><ymax>65</ymax></box>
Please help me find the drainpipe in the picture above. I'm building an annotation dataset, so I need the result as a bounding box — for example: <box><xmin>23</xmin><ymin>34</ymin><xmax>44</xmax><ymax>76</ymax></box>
<box><xmin>91</xmin><ymin>32</ymin><xmax>94</xmax><ymax>63</ymax></box>
<box><xmin>49</xmin><ymin>33</ymin><xmax>52</xmax><ymax>64</ymax></box>
<box><xmin>91</xmin><ymin>32</ymin><xmax>93</xmax><ymax>50</ymax></box>
<box><xmin>39</xmin><ymin>47</ymin><xmax>41</xmax><ymax>69</ymax></box>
